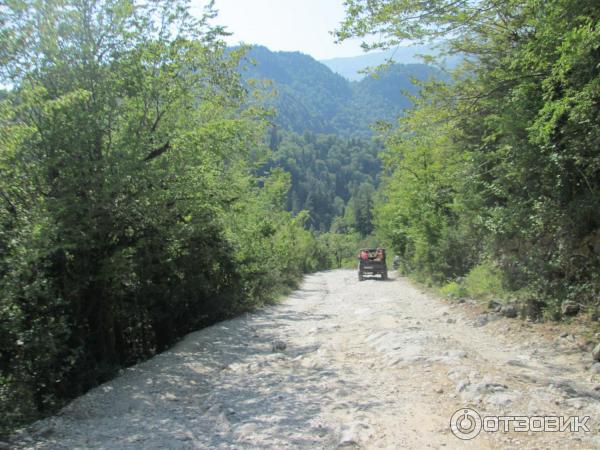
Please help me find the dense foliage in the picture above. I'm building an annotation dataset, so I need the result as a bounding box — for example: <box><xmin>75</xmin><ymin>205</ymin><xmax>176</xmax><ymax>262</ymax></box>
<box><xmin>263</xmin><ymin>129</ymin><xmax>381</xmax><ymax>231</ymax></box>
<box><xmin>339</xmin><ymin>0</ymin><xmax>600</xmax><ymax>312</ymax></box>
<box><xmin>0</xmin><ymin>0</ymin><xmax>329</xmax><ymax>433</ymax></box>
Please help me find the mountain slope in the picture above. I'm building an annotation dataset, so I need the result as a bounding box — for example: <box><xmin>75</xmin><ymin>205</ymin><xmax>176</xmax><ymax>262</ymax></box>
<box><xmin>334</xmin><ymin>64</ymin><xmax>445</xmax><ymax>134</ymax></box>
<box><xmin>240</xmin><ymin>46</ymin><xmax>351</xmax><ymax>134</ymax></box>
<box><xmin>239</xmin><ymin>46</ymin><xmax>444</xmax><ymax>136</ymax></box>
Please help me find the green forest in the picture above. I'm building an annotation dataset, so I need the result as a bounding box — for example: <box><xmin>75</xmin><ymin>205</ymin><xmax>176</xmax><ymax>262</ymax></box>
<box><xmin>1</xmin><ymin>0</ymin><xmax>599</xmax><ymax>436</ymax></box>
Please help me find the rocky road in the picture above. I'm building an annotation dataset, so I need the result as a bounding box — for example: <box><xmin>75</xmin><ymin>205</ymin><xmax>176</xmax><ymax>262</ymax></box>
<box><xmin>13</xmin><ymin>270</ymin><xmax>600</xmax><ymax>449</ymax></box>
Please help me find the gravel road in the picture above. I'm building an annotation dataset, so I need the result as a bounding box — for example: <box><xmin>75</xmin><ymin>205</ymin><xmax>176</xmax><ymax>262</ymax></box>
<box><xmin>13</xmin><ymin>270</ymin><xmax>600</xmax><ymax>449</ymax></box>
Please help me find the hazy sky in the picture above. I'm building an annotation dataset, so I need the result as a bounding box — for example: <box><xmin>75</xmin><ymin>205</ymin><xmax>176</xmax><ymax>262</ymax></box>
<box><xmin>192</xmin><ymin>0</ymin><xmax>370</xmax><ymax>60</ymax></box>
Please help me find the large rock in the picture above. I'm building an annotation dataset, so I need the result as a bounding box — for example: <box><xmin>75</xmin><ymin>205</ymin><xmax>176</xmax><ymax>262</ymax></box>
<box><xmin>522</xmin><ymin>298</ymin><xmax>546</xmax><ymax>321</ymax></box>
<box><xmin>592</xmin><ymin>343</ymin><xmax>600</xmax><ymax>361</ymax></box>
<box><xmin>561</xmin><ymin>301</ymin><xmax>580</xmax><ymax>316</ymax></box>
<box><xmin>271</xmin><ymin>340</ymin><xmax>287</xmax><ymax>352</ymax></box>
<box><xmin>500</xmin><ymin>304</ymin><xmax>518</xmax><ymax>318</ymax></box>
<box><xmin>488</xmin><ymin>300</ymin><xmax>502</xmax><ymax>312</ymax></box>
<box><xmin>338</xmin><ymin>422</ymin><xmax>372</xmax><ymax>448</ymax></box>
<box><xmin>473</xmin><ymin>314</ymin><xmax>489</xmax><ymax>327</ymax></box>
<box><xmin>475</xmin><ymin>381</ymin><xmax>508</xmax><ymax>393</ymax></box>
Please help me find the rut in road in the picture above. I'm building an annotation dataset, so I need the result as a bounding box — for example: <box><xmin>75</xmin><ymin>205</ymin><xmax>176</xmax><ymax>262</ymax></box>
<box><xmin>13</xmin><ymin>270</ymin><xmax>600</xmax><ymax>449</ymax></box>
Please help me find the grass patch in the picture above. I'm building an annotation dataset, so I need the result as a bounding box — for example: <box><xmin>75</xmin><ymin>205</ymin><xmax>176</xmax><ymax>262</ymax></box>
<box><xmin>440</xmin><ymin>261</ymin><xmax>508</xmax><ymax>301</ymax></box>
<box><xmin>462</xmin><ymin>262</ymin><xmax>506</xmax><ymax>299</ymax></box>
<box><xmin>439</xmin><ymin>281</ymin><xmax>467</xmax><ymax>299</ymax></box>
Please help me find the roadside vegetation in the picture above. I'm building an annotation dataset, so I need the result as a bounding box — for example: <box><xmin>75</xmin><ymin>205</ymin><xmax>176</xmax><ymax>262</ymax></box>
<box><xmin>0</xmin><ymin>0</ymin><xmax>337</xmax><ymax>434</ymax></box>
<box><xmin>338</xmin><ymin>0</ymin><xmax>600</xmax><ymax>317</ymax></box>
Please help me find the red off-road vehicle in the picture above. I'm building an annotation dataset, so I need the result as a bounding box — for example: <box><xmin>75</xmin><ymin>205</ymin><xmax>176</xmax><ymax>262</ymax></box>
<box><xmin>358</xmin><ymin>248</ymin><xmax>388</xmax><ymax>281</ymax></box>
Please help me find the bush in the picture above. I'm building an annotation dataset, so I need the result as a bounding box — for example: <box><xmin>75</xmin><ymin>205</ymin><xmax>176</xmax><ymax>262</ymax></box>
<box><xmin>462</xmin><ymin>262</ymin><xmax>507</xmax><ymax>300</ymax></box>
<box><xmin>440</xmin><ymin>281</ymin><xmax>467</xmax><ymax>299</ymax></box>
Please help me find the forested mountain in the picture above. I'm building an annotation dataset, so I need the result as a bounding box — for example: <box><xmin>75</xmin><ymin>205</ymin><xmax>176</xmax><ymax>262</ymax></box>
<box><xmin>335</xmin><ymin>63</ymin><xmax>445</xmax><ymax>133</ymax></box>
<box><xmin>240</xmin><ymin>46</ymin><xmax>352</xmax><ymax>134</ymax></box>
<box><xmin>237</xmin><ymin>46</ymin><xmax>443</xmax><ymax>233</ymax></box>
<box><xmin>262</xmin><ymin>129</ymin><xmax>381</xmax><ymax>231</ymax></box>
<box><xmin>239</xmin><ymin>46</ymin><xmax>443</xmax><ymax>136</ymax></box>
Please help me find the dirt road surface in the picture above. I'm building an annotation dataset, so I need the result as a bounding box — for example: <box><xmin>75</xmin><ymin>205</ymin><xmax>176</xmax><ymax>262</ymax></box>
<box><xmin>13</xmin><ymin>270</ymin><xmax>600</xmax><ymax>449</ymax></box>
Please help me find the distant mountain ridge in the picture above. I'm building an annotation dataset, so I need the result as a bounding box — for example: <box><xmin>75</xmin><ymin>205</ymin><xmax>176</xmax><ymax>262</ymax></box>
<box><xmin>238</xmin><ymin>46</ymin><xmax>445</xmax><ymax>136</ymax></box>
<box><xmin>320</xmin><ymin>45</ymin><xmax>461</xmax><ymax>81</ymax></box>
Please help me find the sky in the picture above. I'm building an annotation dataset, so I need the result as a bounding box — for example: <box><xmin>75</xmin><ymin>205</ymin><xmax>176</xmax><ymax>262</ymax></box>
<box><xmin>191</xmin><ymin>0</ymin><xmax>371</xmax><ymax>60</ymax></box>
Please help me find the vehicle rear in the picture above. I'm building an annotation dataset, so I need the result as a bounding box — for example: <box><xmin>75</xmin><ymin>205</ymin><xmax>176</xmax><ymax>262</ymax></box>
<box><xmin>358</xmin><ymin>248</ymin><xmax>388</xmax><ymax>281</ymax></box>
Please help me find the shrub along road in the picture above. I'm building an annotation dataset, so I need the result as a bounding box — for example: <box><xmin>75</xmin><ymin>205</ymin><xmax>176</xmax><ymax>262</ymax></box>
<box><xmin>12</xmin><ymin>270</ymin><xmax>600</xmax><ymax>449</ymax></box>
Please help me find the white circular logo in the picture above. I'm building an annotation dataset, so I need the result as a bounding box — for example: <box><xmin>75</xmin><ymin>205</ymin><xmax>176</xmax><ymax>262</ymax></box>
<box><xmin>450</xmin><ymin>408</ymin><xmax>482</xmax><ymax>440</ymax></box>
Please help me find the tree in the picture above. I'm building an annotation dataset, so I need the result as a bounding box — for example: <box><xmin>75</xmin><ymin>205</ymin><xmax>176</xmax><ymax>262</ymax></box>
<box><xmin>352</xmin><ymin>182</ymin><xmax>375</xmax><ymax>236</ymax></box>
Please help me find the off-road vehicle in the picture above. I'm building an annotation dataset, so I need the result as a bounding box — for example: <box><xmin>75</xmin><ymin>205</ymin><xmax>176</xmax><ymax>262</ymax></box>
<box><xmin>358</xmin><ymin>248</ymin><xmax>387</xmax><ymax>281</ymax></box>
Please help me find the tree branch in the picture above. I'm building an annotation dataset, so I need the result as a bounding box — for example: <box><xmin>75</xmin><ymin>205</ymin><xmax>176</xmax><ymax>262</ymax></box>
<box><xmin>0</xmin><ymin>189</ymin><xmax>18</xmax><ymax>217</ymax></box>
<box><xmin>143</xmin><ymin>141</ymin><xmax>171</xmax><ymax>161</ymax></box>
